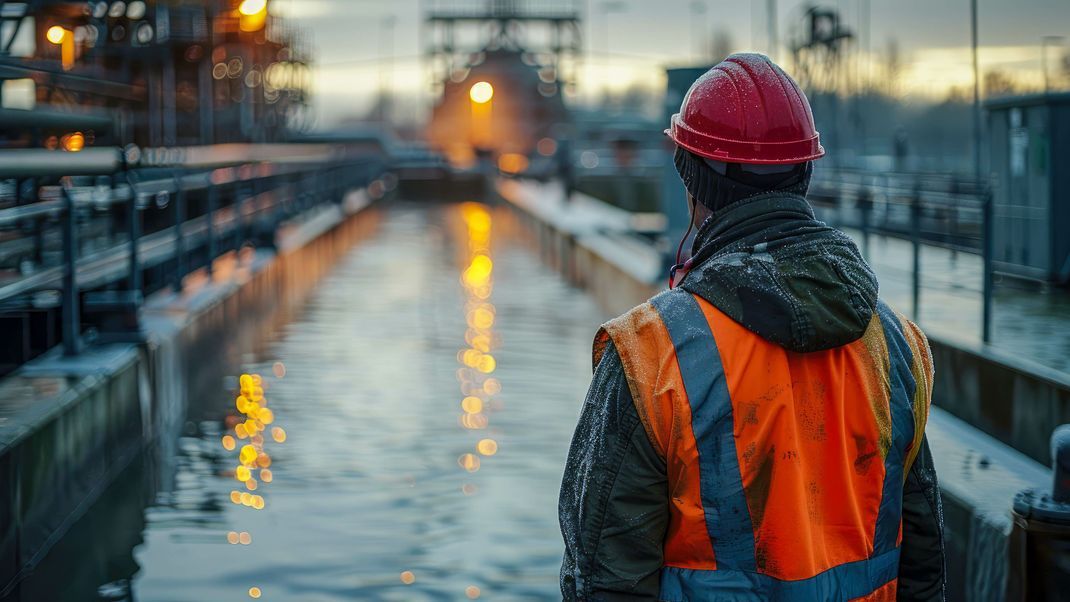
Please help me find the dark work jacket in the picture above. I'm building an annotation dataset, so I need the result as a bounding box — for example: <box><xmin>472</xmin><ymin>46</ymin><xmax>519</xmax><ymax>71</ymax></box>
<box><xmin>558</xmin><ymin>193</ymin><xmax>946</xmax><ymax>601</ymax></box>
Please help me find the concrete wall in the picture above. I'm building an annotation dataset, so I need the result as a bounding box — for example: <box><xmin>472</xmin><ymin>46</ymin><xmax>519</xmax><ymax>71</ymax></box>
<box><xmin>0</xmin><ymin>194</ymin><xmax>381</xmax><ymax>594</ymax></box>
<box><xmin>928</xmin><ymin>337</ymin><xmax>1070</xmax><ymax>465</ymax></box>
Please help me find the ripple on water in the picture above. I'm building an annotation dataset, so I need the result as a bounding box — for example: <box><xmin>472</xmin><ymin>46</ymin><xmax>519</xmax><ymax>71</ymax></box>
<box><xmin>123</xmin><ymin>204</ymin><xmax>606</xmax><ymax>600</ymax></box>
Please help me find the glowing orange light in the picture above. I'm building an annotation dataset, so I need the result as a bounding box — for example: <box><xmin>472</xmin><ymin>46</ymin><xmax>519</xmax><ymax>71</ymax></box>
<box><xmin>245</xmin><ymin>478</ymin><xmax>258</xmax><ymax>491</ymax></box>
<box><xmin>400</xmin><ymin>571</ymin><xmax>416</xmax><ymax>585</ymax></box>
<box><xmin>252</xmin><ymin>495</ymin><xmax>265</xmax><ymax>509</ymax></box>
<box><xmin>248</xmin><ymin>586</ymin><xmax>262</xmax><ymax>599</ymax></box>
<box><xmin>230</xmin><ymin>490</ymin><xmax>242</xmax><ymax>504</ymax></box>
<box><xmin>239</xmin><ymin>531</ymin><xmax>252</xmax><ymax>545</ymax></box>
<box><xmin>469</xmin><ymin>81</ymin><xmax>494</xmax><ymax>104</ymax></box>
<box><xmin>239</xmin><ymin>0</ymin><xmax>266</xmax><ymax>15</ymax></box>
<box><xmin>222</xmin><ymin>435</ymin><xmax>236</xmax><ymax>451</ymax></box>
<box><xmin>46</xmin><ymin>26</ymin><xmax>66</xmax><ymax>45</ymax></box>
<box><xmin>466</xmin><ymin>585</ymin><xmax>482</xmax><ymax>599</ymax></box>
<box><xmin>256</xmin><ymin>453</ymin><xmax>272</xmax><ymax>468</ymax></box>
<box><xmin>227</xmin><ymin>531</ymin><xmax>240</xmax><ymax>544</ymax></box>
<box><xmin>497</xmin><ymin>153</ymin><xmax>529</xmax><ymax>174</ymax></box>
<box><xmin>240</xmin><ymin>492</ymin><xmax>254</xmax><ymax>506</ymax></box>
<box><xmin>61</xmin><ymin>132</ymin><xmax>85</xmax><ymax>152</ymax></box>
<box><xmin>272</xmin><ymin>361</ymin><xmax>286</xmax><ymax>378</ymax></box>
<box><xmin>260</xmin><ymin>468</ymin><xmax>273</xmax><ymax>483</ymax></box>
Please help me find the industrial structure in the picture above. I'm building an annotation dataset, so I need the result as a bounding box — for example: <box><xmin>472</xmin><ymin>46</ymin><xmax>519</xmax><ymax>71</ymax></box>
<box><xmin>424</xmin><ymin>0</ymin><xmax>578</xmax><ymax>163</ymax></box>
<box><xmin>0</xmin><ymin>0</ymin><xmax>312</xmax><ymax>149</ymax></box>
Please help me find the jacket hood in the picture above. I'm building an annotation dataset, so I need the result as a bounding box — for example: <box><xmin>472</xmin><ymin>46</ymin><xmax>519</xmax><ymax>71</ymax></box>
<box><xmin>679</xmin><ymin>193</ymin><xmax>878</xmax><ymax>353</ymax></box>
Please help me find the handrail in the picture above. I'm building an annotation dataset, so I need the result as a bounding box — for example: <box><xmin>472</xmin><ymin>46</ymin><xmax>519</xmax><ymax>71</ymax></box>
<box><xmin>0</xmin><ymin>142</ymin><xmax>385</xmax><ymax>362</ymax></box>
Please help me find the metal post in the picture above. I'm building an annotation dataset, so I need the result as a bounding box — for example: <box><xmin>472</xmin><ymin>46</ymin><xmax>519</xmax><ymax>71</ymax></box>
<box><xmin>206</xmin><ymin>183</ymin><xmax>218</xmax><ymax>277</ymax></box>
<box><xmin>123</xmin><ymin>173</ymin><xmax>142</xmax><ymax>294</ymax></box>
<box><xmin>982</xmin><ymin>188</ymin><xmax>994</xmax><ymax>343</ymax></box>
<box><xmin>60</xmin><ymin>182</ymin><xmax>80</xmax><ymax>356</ymax></box>
<box><xmin>970</xmin><ymin>0</ymin><xmax>982</xmax><ymax>185</ymax></box>
<box><xmin>172</xmin><ymin>173</ymin><xmax>185</xmax><ymax>292</ymax></box>
<box><xmin>911</xmin><ymin>184</ymin><xmax>922</xmax><ymax>321</ymax></box>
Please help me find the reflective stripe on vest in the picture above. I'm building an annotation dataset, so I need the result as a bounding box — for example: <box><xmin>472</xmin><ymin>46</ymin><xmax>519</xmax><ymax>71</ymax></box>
<box><xmin>638</xmin><ymin>289</ymin><xmax>919</xmax><ymax>601</ymax></box>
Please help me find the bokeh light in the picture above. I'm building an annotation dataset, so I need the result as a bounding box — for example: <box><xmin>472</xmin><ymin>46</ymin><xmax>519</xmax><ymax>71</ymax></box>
<box><xmin>469</xmin><ymin>81</ymin><xmax>493</xmax><ymax>104</ymax></box>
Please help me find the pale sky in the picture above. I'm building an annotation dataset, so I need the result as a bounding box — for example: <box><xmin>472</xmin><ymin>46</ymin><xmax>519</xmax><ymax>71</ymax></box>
<box><xmin>270</xmin><ymin>0</ymin><xmax>1070</xmax><ymax>126</ymax></box>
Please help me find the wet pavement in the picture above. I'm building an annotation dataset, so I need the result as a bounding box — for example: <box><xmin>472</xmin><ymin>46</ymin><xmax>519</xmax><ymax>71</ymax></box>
<box><xmin>12</xmin><ymin>202</ymin><xmax>605</xmax><ymax>601</ymax></box>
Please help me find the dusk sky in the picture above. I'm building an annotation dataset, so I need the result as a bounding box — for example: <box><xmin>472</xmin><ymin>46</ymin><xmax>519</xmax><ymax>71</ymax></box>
<box><xmin>270</xmin><ymin>0</ymin><xmax>1070</xmax><ymax>126</ymax></box>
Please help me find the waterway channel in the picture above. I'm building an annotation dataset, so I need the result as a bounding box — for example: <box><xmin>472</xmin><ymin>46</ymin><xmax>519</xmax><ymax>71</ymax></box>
<box><xmin>11</xmin><ymin>202</ymin><xmax>606</xmax><ymax>601</ymax></box>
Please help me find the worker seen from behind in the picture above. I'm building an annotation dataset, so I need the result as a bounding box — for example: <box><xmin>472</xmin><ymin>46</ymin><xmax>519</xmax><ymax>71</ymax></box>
<box><xmin>559</xmin><ymin>53</ymin><xmax>945</xmax><ymax>601</ymax></box>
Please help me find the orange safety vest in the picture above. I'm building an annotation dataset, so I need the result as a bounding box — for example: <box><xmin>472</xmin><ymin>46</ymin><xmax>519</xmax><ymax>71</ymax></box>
<box><xmin>593</xmin><ymin>289</ymin><xmax>933</xmax><ymax>601</ymax></box>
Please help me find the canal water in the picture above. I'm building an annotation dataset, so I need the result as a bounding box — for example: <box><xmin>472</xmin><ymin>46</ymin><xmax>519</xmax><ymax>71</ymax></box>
<box><xmin>14</xmin><ymin>202</ymin><xmax>606</xmax><ymax>601</ymax></box>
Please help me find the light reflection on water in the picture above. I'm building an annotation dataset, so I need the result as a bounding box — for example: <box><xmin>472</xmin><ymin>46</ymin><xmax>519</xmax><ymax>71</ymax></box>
<box><xmin>23</xmin><ymin>203</ymin><xmax>606</xmax><ymax>601</ymax></box>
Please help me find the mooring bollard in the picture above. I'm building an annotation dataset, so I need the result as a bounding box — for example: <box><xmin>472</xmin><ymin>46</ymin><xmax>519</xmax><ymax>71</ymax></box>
<box><xmin>1007</xmin><ymin>425</ymin><xmax>1070</xmax><ymax>600</ymax></box>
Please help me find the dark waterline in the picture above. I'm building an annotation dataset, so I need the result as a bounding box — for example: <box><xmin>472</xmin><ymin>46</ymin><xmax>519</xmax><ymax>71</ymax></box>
<box><xmin>11</xmin><ymin>203</ymin><xmax>606</xmax><ymax>601</ymax></box>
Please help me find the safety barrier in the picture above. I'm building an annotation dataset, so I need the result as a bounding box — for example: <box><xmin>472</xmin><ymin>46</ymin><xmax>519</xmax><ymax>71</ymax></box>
<box><xmin>0</xmin><ymin>143</ymin><xmax>388</xmax><ymax>373</ymax></box>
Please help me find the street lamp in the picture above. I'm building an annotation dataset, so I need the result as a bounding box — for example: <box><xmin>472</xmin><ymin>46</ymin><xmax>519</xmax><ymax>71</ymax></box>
<box><xmin>238</xmin><ymin>0</ymin><xmax>268</xmax><ymax>32</ymax></box>
<box><xmin>1042</xmin><ymin>36</ymin><xmax>1067</xmax><ymax>93</ymax></box>
<box><xmin>469</xmin><ymin>81</ymin><xmax>494</xmax><ymax>104</ymax></box>
<box><xmin>469</xmin><ymin>81</ymin><xmax>494</xmax><ymax>150</ymax></box>
<box><xmin>46</xmin><ymin>26</ymin><xmax>74</xmax><ymax>71</ymax></box>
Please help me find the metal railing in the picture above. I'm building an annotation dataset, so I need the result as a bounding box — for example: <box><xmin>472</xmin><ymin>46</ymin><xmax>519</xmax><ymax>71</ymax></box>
<box><xmin>807</xmin><ymin>167</ymin><xmax>996</xmax><ymax>343</ymax></box>
<box><xmin>0</xmin><ymin>143</ymin><xmax>387</xmax><ymax>366</ymax></box>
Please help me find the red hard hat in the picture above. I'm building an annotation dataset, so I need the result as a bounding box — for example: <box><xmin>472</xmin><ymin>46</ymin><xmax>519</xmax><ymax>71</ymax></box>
<box><xmin>666</xmin><ymin>53</ymin><xmax>825</xmax><ymax>164</ymax></box>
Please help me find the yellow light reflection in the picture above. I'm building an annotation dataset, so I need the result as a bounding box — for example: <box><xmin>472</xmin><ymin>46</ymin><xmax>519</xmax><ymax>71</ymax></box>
<box><xmin>460</xmin><ymin>413</ymin><xmax>488</xmax><ymax>430</ymax></box>
<box><xmin>477</xmin><ymin>438</ymin><xmax>498</xmax><ymax>456</ymax></box>
<box><xmin>236</xmin><ymin>466</ymin><xmax>251</xmax><ymax>482</ymax></box>
<box><xmin>240</xmin><ymin>444</ymin><xmax>257</xmax><ymax>466</ymax></box>
<box><xmin>461</xmin><ymin>396</ymin><xmax>483</xmax><ymax>414</ymax></box>
<box><xmin>271</xmin><ymin>427</ymin><xmax>287</xmax><ymax>443</ymax></box>
<box><xmin>230</xmin><ymin>490</ymin><xmax>242</xmax><ymax>504</ymax></box>
<box><xmin>248</xmin><ymin>586</ymin><xmax>262</xmax><ymax>599</ymax></box>
<box><xmin>458</xmin><ymin>453</ymin><xmax>481</xmax><ymax>472</ymax></box>
<box><xmin>222</xmin><ymin>435</ymin><xmax>236</xmax><ymax>451</ymax></box>
<box><xmin>476</xmin><ymin>355</ymin><xmax>496</xmax><ymax>374</ymax></box>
